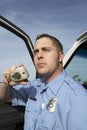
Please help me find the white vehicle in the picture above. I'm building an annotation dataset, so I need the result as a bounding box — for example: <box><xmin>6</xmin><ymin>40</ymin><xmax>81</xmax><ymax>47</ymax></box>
<box><xmin>0</xmin><ymin>15</ymin><xmax>87</xmax><ymax>130</ymax></box>
<box><xmin>64</xmin><ymin>32</ymin><xmax>87</xmax><ymax>88</ymax></box>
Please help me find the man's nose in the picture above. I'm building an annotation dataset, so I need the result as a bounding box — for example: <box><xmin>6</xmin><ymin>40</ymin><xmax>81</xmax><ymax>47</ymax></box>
<box><xmin>37</xmin><ymin>51</ymin><xmax>43</xmax><ymax>59</ymax></box>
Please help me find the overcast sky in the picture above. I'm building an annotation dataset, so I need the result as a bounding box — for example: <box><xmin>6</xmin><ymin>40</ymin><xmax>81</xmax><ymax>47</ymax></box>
<box><xmin>0</xmin><ymin>0</ymin><xmax>87</xmax><ymax>53</ymax></box>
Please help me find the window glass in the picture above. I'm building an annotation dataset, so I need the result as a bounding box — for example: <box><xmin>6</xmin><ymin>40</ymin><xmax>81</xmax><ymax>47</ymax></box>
<box><xmin>65</xmin><ymin>42</ymin><xmax>87</xmax><ymax>88</ymax></box>
<box><xmin>0</xmin><ymin>27</ymin><xmax>36</xmax><ymax>82</ymax></box>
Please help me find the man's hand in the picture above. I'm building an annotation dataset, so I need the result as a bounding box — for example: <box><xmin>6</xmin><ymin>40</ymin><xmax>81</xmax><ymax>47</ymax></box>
<box><xmin>3</xmin><ymin>65</ymin><xmax>28</xmax><ymax>87</ymax></box>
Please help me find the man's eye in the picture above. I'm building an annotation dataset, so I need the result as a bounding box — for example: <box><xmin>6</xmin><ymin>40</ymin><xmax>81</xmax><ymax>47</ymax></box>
<box><xmin>34</xmin><ymin>50</ymin><xmax>38</xmax><ymax>55</ymax></box>
<box><xmin>43</xmin><ymin>48</ymin><xmax>50</xmax><ymax>52</ymax></box>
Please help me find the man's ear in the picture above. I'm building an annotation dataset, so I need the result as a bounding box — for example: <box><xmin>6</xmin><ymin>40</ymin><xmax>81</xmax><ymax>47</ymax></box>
<box><xmin>59</xmin><ymin>51</ymin><xmax>64</xmax><ymax>63</ymax></box>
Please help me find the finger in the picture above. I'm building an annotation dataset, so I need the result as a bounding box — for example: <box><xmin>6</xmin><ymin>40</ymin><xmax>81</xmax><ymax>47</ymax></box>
<box><xmin>18</xmin><ymin>64</ymin><xmax>24</xmax><ymax>67</ymax></box>
<box><xmin>9</xmin><ymin>81</ymin><xmax>28</xmax><ymax>86</ymax></box>
<box><xmin>19</xmin><ymin>81</ymin><xmax>28</xmax><ymax>85</ymax></box>
<box><xmin>9</xmin><ymin>81</ymin><xmax>18</xmax><ymax>86</ymax></box>
<box><xmin>2</xmin><ymin>76</ymin><xmax>9</xmax><ymax>85</ymax></box>
<box><xmin>3</xmin><ymin>70</ymin><xmax>10</xmax><ymax>79</ymax></box>
<box><xmin>10</xmin><ymin>65</ymin><xmax>16</xmax><ymax>74</ymax></box>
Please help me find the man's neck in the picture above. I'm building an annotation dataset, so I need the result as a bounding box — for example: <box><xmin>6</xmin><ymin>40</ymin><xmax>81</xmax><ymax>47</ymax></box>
<box><xmin>44</xmin><ymin>68</ymin><xmax>63</xmax><ymax>83</ymax></box>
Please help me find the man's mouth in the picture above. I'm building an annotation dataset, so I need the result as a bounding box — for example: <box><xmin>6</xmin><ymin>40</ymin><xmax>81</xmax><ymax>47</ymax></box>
<box><xmin>37</xmin><ymin>63</ymin><xmax>46</xmax><ymax>68</ymax></box>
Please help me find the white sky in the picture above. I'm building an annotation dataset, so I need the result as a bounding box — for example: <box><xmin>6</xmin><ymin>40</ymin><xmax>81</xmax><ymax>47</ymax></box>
<box><xmin>0</xmin><ymin>0</ymin><xmax>87</xmax><ymax>54</ymax></box>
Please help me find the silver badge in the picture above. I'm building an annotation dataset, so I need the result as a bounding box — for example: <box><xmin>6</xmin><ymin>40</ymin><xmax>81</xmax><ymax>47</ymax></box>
<box><xmin>46</xmin><ymin>97</ymin><xmax>57</xmax><ymax>112</ymax></box>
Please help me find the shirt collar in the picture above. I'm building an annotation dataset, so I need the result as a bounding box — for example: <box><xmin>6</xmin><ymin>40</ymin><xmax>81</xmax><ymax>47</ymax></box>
<box><xmin>45</xmin><ymin>70</ymin><xmax>67</xmax><ymax>96</ymax></box>
<box><xmin>33</xmin><ymin>78</ymin><xmax>47</xmax><ymax>93</ymax></box>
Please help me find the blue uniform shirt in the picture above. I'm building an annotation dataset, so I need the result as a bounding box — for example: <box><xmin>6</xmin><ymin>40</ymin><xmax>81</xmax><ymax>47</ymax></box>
<box><xmin>12</xmin><ymin>70</ymin><xmax>87</xmax><ymax>130</ymax></box>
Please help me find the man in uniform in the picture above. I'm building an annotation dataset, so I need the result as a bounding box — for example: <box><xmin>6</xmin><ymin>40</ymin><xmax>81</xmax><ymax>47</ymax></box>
<box><xmin>0</xmin><ymin>34</ymin><xmax>87</xmax><ymax>130</ymax></box>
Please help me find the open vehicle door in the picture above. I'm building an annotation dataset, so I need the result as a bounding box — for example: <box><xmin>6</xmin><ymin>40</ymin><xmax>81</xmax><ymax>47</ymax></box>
<box><xmin>0</xmin><ymin>15</ymin><xmax>35</xmax><ymax>130</ymax></box>
<box><xmin>64</xmin><ymin>32</ymin><xmax>87</xmax><ymax>89</ymax></box>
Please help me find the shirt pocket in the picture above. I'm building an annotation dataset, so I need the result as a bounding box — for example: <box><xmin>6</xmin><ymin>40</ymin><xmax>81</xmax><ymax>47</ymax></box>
<box><xmin>25</xmin><ymin>98</ymin><xmax>40</xmax><ymax>112</ymax></box>
<box><xmin>37</xmin><ymin>108</ymin><xmax>56</xmax><ymax>130</ymax></box>
<box><xmin>25</xmin><ymin>98</ymin><xmax>41</xmax><ymax>113</ymax></box>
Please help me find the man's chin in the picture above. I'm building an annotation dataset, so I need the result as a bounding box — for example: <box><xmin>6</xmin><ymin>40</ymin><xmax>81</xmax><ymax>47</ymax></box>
<box><xmin>38</xmin><ymin>72</ymin><xmax>46</xmax><ymax>77</ymax></box>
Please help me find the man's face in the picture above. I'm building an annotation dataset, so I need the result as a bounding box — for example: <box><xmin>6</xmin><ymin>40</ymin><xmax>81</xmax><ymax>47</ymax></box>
<box><xmin>34</xmin><ymin>37</ymin><xmax>63</xmax><ymax>81</ymax></box>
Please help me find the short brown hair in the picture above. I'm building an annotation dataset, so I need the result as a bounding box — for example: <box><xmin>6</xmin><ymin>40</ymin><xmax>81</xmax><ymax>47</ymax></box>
<box><xmin>35</xmin><ymin>34</ymin><xmax>63</xmax><ymax>51</ymax></box>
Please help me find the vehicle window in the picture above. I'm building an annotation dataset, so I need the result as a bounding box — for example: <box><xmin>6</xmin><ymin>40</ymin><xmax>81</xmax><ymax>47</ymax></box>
<box><xmin>65</xmin><ymin>41</ymin><xmax>87</xmax><ymax>89</ymax></box>
<box><xmin>0</xmin><ymin>27</ymin><xmax>36</xmax><ymax>82</ymax></box>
